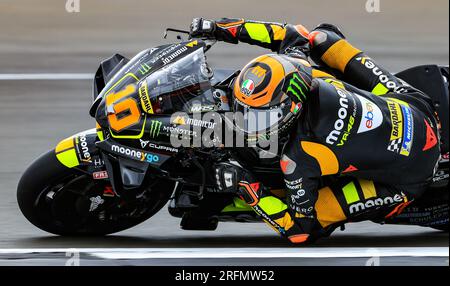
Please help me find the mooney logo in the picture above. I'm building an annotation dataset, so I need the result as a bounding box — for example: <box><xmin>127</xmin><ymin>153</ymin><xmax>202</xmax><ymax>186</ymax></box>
<box><xmin>78</xmin><ymin>135</ymin><xmax>91</xmax><ymax>162</ymax></box>
<box><xmin>149</xmin><ymin>120</ymin><xmax>162</xmax><ymax>138</ymax></box>
<box><xmin>326</xmin><ymin>89</ymin><xmax>350</xmax><ymax>145</ymax></box>
<box><xmin>356</xmin><ymin>56</ymin><xmax>398</xmax><ymax>90</ymax></box>
<box><xmin>349</xmin><ymin>192</ymin><xmax>407</xmax><ymax>214</ymax></box>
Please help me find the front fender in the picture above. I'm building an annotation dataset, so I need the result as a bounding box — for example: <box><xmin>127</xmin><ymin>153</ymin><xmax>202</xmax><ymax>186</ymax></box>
<box><xmin>54</xmin><ymin>128</ymin><xmax>100</xmax><ymax>168</ymax></box>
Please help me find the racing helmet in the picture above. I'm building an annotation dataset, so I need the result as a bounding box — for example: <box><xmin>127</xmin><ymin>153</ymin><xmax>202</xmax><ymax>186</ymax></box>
<box><xmin>231</xmin><ymin>54</ymin><xmax>312</xmax><ymax>142</ymax></box>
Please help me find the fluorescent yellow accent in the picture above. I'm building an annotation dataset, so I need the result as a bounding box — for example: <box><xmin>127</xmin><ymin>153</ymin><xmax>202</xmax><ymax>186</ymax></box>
<box><xmin>139</xmin><ymin>81</ymin><xmax>154</xmax><ymax>114</ymax></box>
<box><xmin>321</xmin><ymin>40</ymin><xmax>361</xmax><ymax>73</ymax></box>
<box><xmin>110</xmin><ymin>115</ymin><xmax>147</xmax><ymax>139</ymax></box>
<box><xmin>315</xmin><ymin>187</ymin><xmax>347</xmax><ymax>228</ymax></box>
<box><xmin>56</xmin><ymin>149</ymin><xmax>79</xmax><ymax>168</ymax></box>
<box><xmin>274</xmin><ymin>212</ymin><xmax>295</xmax><ymax>231</ymax></box>
<box><xmin>55</xmin><ymin>137</ymin><xmax>74</xmax><ymax>153</ymax></box>
<box><xmin>172</xmin><ymin>116</ymin><xmax>186</xmax><ymax>125</ymax></box>
<box><xmin>258</xmin><ymin>196</ymin><xmax>287</xmax><ymax>216</ymax></box>
<box><xmin>96</xmin><ymin>122</ymin><xmax>104</xmax><ymax>141</ymax></box>
<box><xmin>325</xmin><ymin>78</ymin><xmax>345</xmax><ymax>90</ymax></box>
<box><xmin>271</xmin><ymin>25</ymin><xmax>286</xmax><ymax>41</ymax></box>
<box><xmin>221</xmin><ymin>198</ymin><xmax>253</xmax><ymax>212</ymax></box>
<box><xmin>372</xmin><ymin>83</ymin><xmax>389</xmax><ymax>95</ymax></box>
<box><xmin>186</xmin><ymin>40</ymin><xmax>198</xmax><ymax>48</ymax></box>
<box><xmin>301</xmin><ymin>141</ymin><xmax>339</xmax><ymax>175</ymax></box>
<box><xmin>342</xmin><ymin>181</ymin><xmax>360</xmax><ymax>204</ymax></box>
<box><xmin>359</xmin><ymin>179</ymin><xmax>377</xmax><ymax>199</ymax></box>
<box><xmin>387</xmin><ymin>100</ymin><xmax>403</xmax><ymax>141</ymax></box>
<box><xmin>312</xmin><ymin>69</ymin><xmax>334</xmax><ymax>79</ymax></box>
<box><xmin>245</xmin><ymin>23</ymin><xmax>271</xmax><ymax>43</ymax></box>
<box><xmin>105</xmin><ymin>73</ymin><xmax>139</xmax><ymax>97</ymax></box>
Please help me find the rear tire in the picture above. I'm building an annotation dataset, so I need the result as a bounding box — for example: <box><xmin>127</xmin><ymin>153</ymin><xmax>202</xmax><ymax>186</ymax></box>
<box><xmin>17</xmin><ymin>150</ymin><xmax>173</xmax><ymax>236</ymax></box>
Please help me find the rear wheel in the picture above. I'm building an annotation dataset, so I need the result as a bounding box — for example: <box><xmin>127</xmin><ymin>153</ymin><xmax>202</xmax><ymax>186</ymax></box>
<box><xmin>17</xmin><ymin>150</ymin><xmax>173</xmax><ymax>236</ymax></box>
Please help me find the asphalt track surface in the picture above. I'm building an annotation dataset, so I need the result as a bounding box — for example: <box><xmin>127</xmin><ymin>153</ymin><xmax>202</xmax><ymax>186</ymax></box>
<box><xmin>0</xmin><ymin>0</ymin><xmax>448</xmax><ymax>266</ymax></box>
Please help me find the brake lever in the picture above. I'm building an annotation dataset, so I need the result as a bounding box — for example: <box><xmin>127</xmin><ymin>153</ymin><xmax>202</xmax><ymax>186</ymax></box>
<box><xmin>163</xmin><ymin>28</ymin><xmax>191</xmax><ymax>40</ymax></box>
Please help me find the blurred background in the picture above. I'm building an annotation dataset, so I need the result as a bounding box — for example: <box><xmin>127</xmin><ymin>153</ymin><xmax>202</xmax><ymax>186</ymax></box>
<box><xmin>0</xmin><ymin>0</ymin><xmax>448</xmax><ymax>248</ymax></box>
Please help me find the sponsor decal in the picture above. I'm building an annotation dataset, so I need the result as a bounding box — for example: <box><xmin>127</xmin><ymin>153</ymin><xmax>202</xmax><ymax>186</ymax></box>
<box><xmin>103</xmin><ymin>186</ymin><xmax>115</xmax><ymax>197</ymax></box>
<box><xmin>355</xmin><ymin>95</ymin><xmax>383</xmax><ymax>133</ymax></box>
<box><xmin>284</xmin><ymin>178</ymin><xmax>303</xmax><ymax>191</ymax></box>
<box><xmin>149</xmin><ymin>120</ymin><xmax>162</xmax><ymax>138</ymax></box>
<box><xmin>147</xmin><ymin>143</ymin><xmax>179</xmax><ymax>153</ymax></box>
<box><xmin>138</xmin><ymin>63</ymin><xmax>151</xmax><ymax>76</ymax></box>
<box><xmin>76</xmin><ymin>134</ymin><xmax>92</xmax><ymax>163</ymax></box>
<box><xmin>399</xmin><ymin>104</ymin><xmax>414</xmax><ymax>156</ymax></box>
<box><xmin>186</xmin><ymin>40</ymin><xmax>198</xmax><ymax>48</ymax></box>
<box><xmin>162</xmin><ymin>46</ymin><xmax>188</xmax><ymax>65</ymax></box>
<box><xmin>111</xmin><ymin>144</ymin><xmax>160</xmax><ymax>164</ymax></box>
<box><xmin>342</xmin><ymin>165</ymin><xmax>358</xmax><ymax>173</ymax></box>
<box><xmin>140</xmin><ymin>139</ymin><xmax>149</xmax><ymax>148</ymax></box>
<box><xmin>285</xmin><ymin>73</ymin><xmax>308</xmax><ymax>102</ymax></box>
<box><xmin>241</xmin><ymin>79</ymin><xmax>255</xmax><ymax>96</ymax></box>
<box><xmin>93</xmin><ymin>157</ymin><xmax>104</xmax><ymax>168</ymax></box>
<box><xmin>173</xmin><ymin>116</ymin><xmax>216</xmax><ymax>129</ymax></box>
<box><xmin>386</xmin><ymin>99</ymin><xmax>413</xmax><ymax>156</ymax></box>
<box><xmin>163</xmin><ymin>125</ymin><xmax>197</xmax><ymax>137</ymax></box>
<box><xmin>139</xmin><ymin>81</ymin><xmax>154</xmax><ymax>114</ymax></box>
<box><xmin>89</xmin><ymin>196</ymin><xmax>105</xmax><ymax>212</ymax></box>
<box><xmin>423</xmin><ymin>119</ymin><xmax>438</xmax><ymax>151</ymax></box>
<box><xmin>93</xmin><ymin>171</ymin><xmax>109</xmax><ymax>180</ymax></box>
<box><xmin>326</xmin><ymin>89</ymin><xmax>357</xmax><ymax>146</ymax></box>
<box><xmin>349</xmin><ymin>192</ymin><xmax>407</xmax><ymax>215</ymax></box>
<box><xmin>356</xmin><ymin>56</ymin><xmax>399</xmax><ymax>91</ymax></box>
<box><xmin>386</xmin><ymin>100</ymin><xmax>404</xmax><ymax>154</ymax></box>
<box><xmin>190</xmin><ymin>105</ymin><xmax>216</xmax><ymax>113</ymax></box>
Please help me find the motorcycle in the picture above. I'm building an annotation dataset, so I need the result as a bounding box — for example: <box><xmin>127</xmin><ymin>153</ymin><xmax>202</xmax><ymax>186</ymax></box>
<box><xmin>17</xmin><ymin>30</ymin><xmax>449</xmax><ymax>237</ymax></box>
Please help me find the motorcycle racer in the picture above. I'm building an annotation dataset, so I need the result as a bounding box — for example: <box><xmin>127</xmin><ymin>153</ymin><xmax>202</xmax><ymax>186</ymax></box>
<box><xmin>190</xmin><ymin>18</ymin><xmax>442</xmax><ymax>243</ymax></box>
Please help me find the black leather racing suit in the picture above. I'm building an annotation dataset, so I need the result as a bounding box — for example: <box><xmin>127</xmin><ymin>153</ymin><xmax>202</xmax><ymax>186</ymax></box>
<box><xmin>211</xmin><ymin>18</ymin><xmax>442</xmax><ymax>243</ymax></box>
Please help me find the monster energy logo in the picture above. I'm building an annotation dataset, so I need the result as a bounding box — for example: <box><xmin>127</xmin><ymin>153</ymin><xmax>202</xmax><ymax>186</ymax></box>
<box><xmin>149</xmin><ymin>120</ymin><xmax>162</xmax><ymax>138</ymax></box>
<box><xmin>286</xmin><ymin>73</ymin><xmax>308</xmax><ymax>102</ymax></box>
<box><xmin>139</xmin><ymin>63</ymin><xmax>151</xmax><ymax>75</ymax></box>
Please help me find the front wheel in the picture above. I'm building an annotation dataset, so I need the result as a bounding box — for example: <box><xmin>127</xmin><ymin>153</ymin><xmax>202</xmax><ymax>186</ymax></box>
<box><xmin>17</xmin><ymin>150</ymin><xmax>174</xmax><ymax>236</ymax></box>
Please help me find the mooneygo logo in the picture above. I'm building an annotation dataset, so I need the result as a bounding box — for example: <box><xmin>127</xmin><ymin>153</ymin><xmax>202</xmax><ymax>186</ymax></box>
<box><xmin>349</xmin><ymin>192</ymin><xmax>408</xmax><ymax>215</ymax></box>
<box><xmin>111</xmin><ymin>144</ymin><xmax>160</xmax><ymax>163</ymax></box>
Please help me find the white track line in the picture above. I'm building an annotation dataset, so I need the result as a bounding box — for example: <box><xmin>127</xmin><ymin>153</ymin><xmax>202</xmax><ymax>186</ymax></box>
<box><xmin>0</xmin><ymin>73</ymin><xmax>93</xmax><ymax>80</ymax></box>
<box><xmin>0</xmin><ymin>248</ymin><xmax>448</xmax><ymax>259</ymax></box>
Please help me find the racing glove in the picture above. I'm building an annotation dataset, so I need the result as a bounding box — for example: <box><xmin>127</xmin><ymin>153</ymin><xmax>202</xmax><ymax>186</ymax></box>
<box><xmin>190</xmin><ymin>18</ymin><xmax>216</xmax><ymax>39</ymax></box>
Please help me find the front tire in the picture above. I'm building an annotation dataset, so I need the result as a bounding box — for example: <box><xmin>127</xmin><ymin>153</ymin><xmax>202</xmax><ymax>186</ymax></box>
<box><xmin>17</xmin><ymin>150</ymin><xmax>173</xmax><ymax>236</ymax></box>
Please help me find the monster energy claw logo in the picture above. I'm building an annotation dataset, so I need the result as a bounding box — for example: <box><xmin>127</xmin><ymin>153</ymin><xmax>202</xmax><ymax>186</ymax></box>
<box><xmin>139</xmin><ymin>63</ymin><xmax>151</xmax><ymax>75</ymax></box>
<box><xmin>286</xmin><ymin>73</ymin><xmax>308</xmax><ymax>102</ymax></box>
<box><xmin>149</xmin><ymin>120</ymin><xmax>162</xmax><ymax>138</ymax></box>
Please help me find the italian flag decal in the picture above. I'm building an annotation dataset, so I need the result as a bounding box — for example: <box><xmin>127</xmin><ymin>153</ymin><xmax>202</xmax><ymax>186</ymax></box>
<box><xmin>241</xmin><ymin>79</ymin><xmax>255</xmax><ymax>96</ymax></box>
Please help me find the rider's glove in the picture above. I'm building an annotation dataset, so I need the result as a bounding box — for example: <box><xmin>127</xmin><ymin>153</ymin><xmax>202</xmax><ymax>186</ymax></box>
<box><xmin>190</xmin><ymin>18</ymin><xmax>216</xmax><ymax>39</ymax></box>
